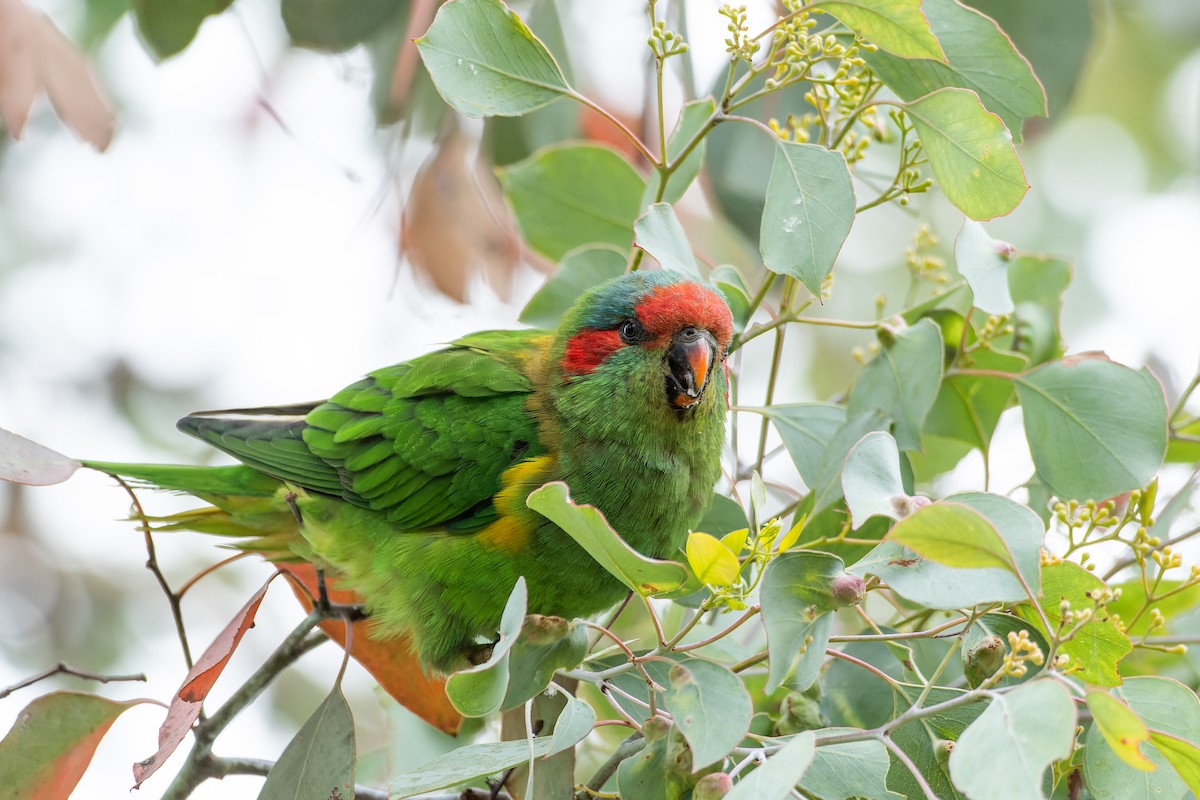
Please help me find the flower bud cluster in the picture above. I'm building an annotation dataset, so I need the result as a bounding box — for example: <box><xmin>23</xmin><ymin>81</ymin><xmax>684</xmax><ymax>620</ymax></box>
<box><xmin>1001</xmin><ymin>629</ymin><xmax>1044</xmax><ymax>678</ymax></box>
<box><xmin>719</xmin><ymin>5</ymin><xmax>758</xmax><ymax>62</ymax></box>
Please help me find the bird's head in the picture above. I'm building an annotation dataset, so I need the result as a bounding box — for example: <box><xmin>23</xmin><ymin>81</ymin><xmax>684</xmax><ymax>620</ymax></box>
<box><xmin>548</xmin><ymin>271</ymin><xmax>734</xmax><ymax>419</ymax></box>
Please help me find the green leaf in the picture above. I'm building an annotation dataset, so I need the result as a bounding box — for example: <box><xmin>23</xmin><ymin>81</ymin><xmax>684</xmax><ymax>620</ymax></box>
<box><xmin>847</xmin><ymin>319</ymin><xmax>944</xmax><ymax>452</ymax></box>
<box><xmin>502</xmin><ymin>615</ymin><xmax>589</xmax><ymax>709</ymax></box>
<box><xmin>390</xmin><ymin>738</ymin><xmax>556</xmax><ymax>798</ymax></box>
<box><xmin>281</xmin><ymin>0</ymin><xmax>406</xmax><ymax>52</ymax></box>
<box><xmin>635</xmin><ymin>204</ymin><xmax>700</xmax><ymax>277</ymax></box>
<box><xmin>1087</xmin><ymin>691</ymin><xmax>1154</xmax><ymax>771</ymax></box>
<box><xmin>759</xmin><ymin>141</ymin><xmax>856</xmax><ymax>296</ymax></box>
<box><xmin>924</xmin><ymin>347</ymin><xmax>1026</xmax><ymax>451</ymax></box>
<box><xmin>756</xmin><ymin>403</ymin><xmax>847</xmax><ymax>489</ymax></box>
<box><xmin>960</xmin><ymin>612</ymin><xmax>1049</xmax><ymax>688</ymax></box>
<box><xmin>842</xmin><ymin>431</ymin><xmax>907</xmax><ymax>528</ymax></box>
<box><xmin>1015</xmin><ymin>356</ymin><xmax>1167</xmax><ymax>501</ymax></box>
<box><xmin>854</xmin><ymin>491</ymin><xmax>1042</xmax><ymax>609</ymax></box>
<box><xmin>1084</xmin><ymin>676</ymin><xmax>1200</xmax><ymax>800</ymax></box>
<box><xmin>415</xmin><ymin>0</ymin><xmax>572</xmax><ymax>118</ymax></box>
<box><xmin>259</xmin><ymin>685</ymin><xmax>355</xmax><ymax>800</ymax></box>
<box><xmin>0</xmin><ymin>692</ymin><xmax>144</xmax><ymax>799</ymax></box>
<box><xmin>761</xmin><ymin>552</ymin><xmax>848</xmax><ymax>692</ymax></box>
<box><xmin>725</xmin><ymin>732</ymin><xmax>816</xmax><ymax>800</ymax></box>
<box><xmin>801</xmin><ymin>732</ymin><xmax>901</xmax><ymax>800</ymax></box>
<box><xmin>698</xmin><ymin>493</ymin><xmax>750</xmax><ymax>538</ymax></box>
<box><xmin>518</xmin><ymin>244</ymin><xmax>627</xmax><ymax>328</ymax></box>
<box><xmin>1008</xmin><ymin>254</ymin><xmax>1071</xmax><ymax>366</ymax></box>
<box><xmin>884</xmin><ymin>501</ymin><xmax>1018</xmax><ymax>575</ymax></box>
<box><xmin>866</xmin><ymin>0</ymin><xmax>1046</xmax><ymax>142</ymax></box>
<box><xmin>955</xmin><ymin>220</ymin><xmax>1015</xmax><ymax>314</ymax></box>
<box><xmin>527</xmin><ymin>482</ymin><xmax>690</xmax><ymax>596</ymax></box>
<box><xmin>887</xmin><ymin>684</ymin><xmax>986</xmax><ymax>799</ymax></box>
<box><xmin>812</xmin><ymin>412</ymin><xmax>893</xmax><ymax>514</ymax></box>
<box><xmin>904</xmin><ymin>88</ymin><xmax>1028</xmax><ymax>221</ymax></box>
<box><xmin>0</xmin><ymin>428</ymin><xmax>81</xmax><ymax>486</ymax></box>
<box><xmin>618</xmin><ymin>718</ymin><xmax>670</xmax><ymax>799</ymax></box>
<box><xmin>499</xmin><ymin>144</ymin><xmax>646</xmax><ymax>261</ymax></box>
<box><xmin>818</xmin><ymin>0</ymin><xmax>947</xmax><ymax>61</ymax></box>
<box><xmin>1148</xmin><ymin>733</ymin><xmax>1200</xmax><ymax>795</ymax></box>
<box><xmin>948</xmin><ymin>679</ymin><xmax>1076</xmax><ymax>799</ymax></box>
<box><xmin>663</xmin><ymin>658</ymin><xmax>753</xmax><ymax>769</ymax></box>
<box><xmin>1016</xmin><ymin>562</ymin><xmax>1131</xmax><ymax>687</ymax></box>
<box><xmin>644</xmin><ymin>98</ymin><xmax>714</xmax><ymax>207</ymax></box>
<box><xmin>132</xmin><ymin>0</ymin><xmax>233</xmax><ymax>60</ymax></box>
<box><xmin>548</xmin><ymin>692</ymin><xmax>596</xmax><ymax>756</ymax></box>
<box><xmin>710</xmin><ymin>265</ymin><xmax>753</xmax><ymax>332</ymax></box>
<box><xmin>445</xmin><ymin>577</ymin><xmax>527</xmax><ymax>716</ymax></box>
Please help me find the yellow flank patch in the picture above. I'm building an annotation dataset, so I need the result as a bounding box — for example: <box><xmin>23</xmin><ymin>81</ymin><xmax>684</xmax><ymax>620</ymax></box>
<box><xmin>477</xmin><ymin>456</ymin><xmax>553</xmax><ymax>553</ymax></box>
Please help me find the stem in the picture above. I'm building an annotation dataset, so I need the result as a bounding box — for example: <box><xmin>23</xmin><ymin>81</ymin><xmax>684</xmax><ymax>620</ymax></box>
<box><xmin>114</xmin><ymin>476</ymin><xmax>195</xmax><ymax>671</ymax></box>
<box><xmin>881</xmin><ymin>736</ymin><xmax>938</xmax><ymax>800</ymax></box>
<box><xmin>578</xmin><ymin>733</ymin><xmax>645</xmax><ymax>799</ymax></box>
<box><xmin>674</xmin><ymin>606</ymin><xmax>761</xmax><ymax>652</ymax></box>
<box><xmin>826</xmin><ymin>649</ymin><xmax>902</xmax><ymax>687</ymax></box>
<box><xmin>0</xmin><ymin>663</ymin><xmax>147</xmax><ymax>701</ymax></box>
<box><xmin>570</xmin><ymin>91</ymin><xmax>657</xmax><ymax>165</ymax></box>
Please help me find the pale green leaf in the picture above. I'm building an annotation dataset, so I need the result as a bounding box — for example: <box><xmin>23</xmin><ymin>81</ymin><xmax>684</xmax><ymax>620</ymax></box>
<box><xmin>259</xmin><ymin>685</ymin><xmax>355</xmax><ymax>800</ymax></box>
<box><xmin>390</xmin><ymin>739</ymin><xmax>555</xmax><ymax>798</ymax></box>
<box><xmin>725</xmin><ymin>732</ymin><xmax>816</xmax><ymax>800</ymax></box>
<box><xmin>445</xmin><ymin>577</ymin><xmax>526</xmax><ymax>716</ymax></box>
<box><xmin>635</xmin><ymin>203</ymin><xmax>700</xmax><ymax>277</ymax></box>
<box><xmin>498</xmin><ymin>143</ymin><xmax>646</xmax><ymax>261</ymax></box>
<box><xmin>527</xmin><ymin>482</ymin><xmax>690</xmax><ymax>595</ymax></box>
<box><xmin>755</xmin><ymin>403</ymin><xmax>847</xmax><ymax>489</ymax></box>
<box><xmin>866</xmin><ymin>0</ymin><xmax>1046</xmax><ymax>141</ymax></box>
<box><xmin>663</xmin><ymin>658</ymin><xmax>753</xmax><ymax>769</ymax></box>
<box><xmin>761</xmin><ymin>552</ymin><xmax>847</xmax><ymax>692</ymax></box>
<box><xmin>842</xmin><ymin>431</ymin><xmax>906</xmax><ymax>528</ymax></box>
<box><xmin>948</xmin><ymin>679</ymin><xmax>1076</xmax><ymax>799</ymax></box>
<box><xmin>801</xmin><ymin>731</ymin><xmax>901</xmax><ymax>799</ymax></box>
<box><xmin>819</xmin><ymin>0</ymin><xmax>946</xmax><ymax>61</ymax></box>
<box><xmin>501</xmin><ymin>616</ymin><xmax>589</xmax><ymax>710</ymax></box>
<box><xmin>884</xmin><ymin>501</ymin><xmax>1016</xmax><ymax>574</ymax></box>
<box><xmin>415</xmin><ymin>0</ymin><xmax>571</xmax><ymax>117</ymax></box>
<box><xmin>1015</xmin><ymin>356</ymin><xmax>1167</xmax><ymax>501</ymax></box>
<box><xmin>1149</xmin><ymin>732</ymin><xmax>1200</xmax><ymax>795</ymax></box>
<box><xmin>847</xmin><ymin>319</ymin><xmax>944</xmax><ymax>452</ymax></box>
<box><xmin>547</xmin><ymin>691</ymin><xmax>596</xmax><ymax>756</ymax></box>
<box><xmin>955</xmin><ymin>220</ymin><xmax>1015</xmax><ymax>313</ymax></box>
<box><xmin>519</xmin><ymin>245</ymin><xmax>626</xmax><ymax>328</ymax></box>
<box><xmin>904</xmin><ymin>87</ymin><xmax>1028</xmax><ymax>221</ymax></box>
<box><xmin>759</xmin><ymin>141</ymin><xmax>856</xmax><ymax>296</ymax></box>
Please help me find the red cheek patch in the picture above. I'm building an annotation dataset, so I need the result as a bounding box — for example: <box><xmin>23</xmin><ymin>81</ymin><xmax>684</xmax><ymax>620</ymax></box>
<box><xmin>561</xmin><ymin>329</ymin><xmax>623</xmax><ymax>376</ymax></box>
<box><xmin>634</xmin><ymin>284</ymin><xmax>734</xmax><ymax>350</ymax></box>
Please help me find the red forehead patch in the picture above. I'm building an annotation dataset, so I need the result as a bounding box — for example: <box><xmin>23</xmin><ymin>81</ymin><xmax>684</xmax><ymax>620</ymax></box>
<box><xmin>634</xmin><ymin>283</ymin><xmax>734</xmax><ymax>349</ymax></box>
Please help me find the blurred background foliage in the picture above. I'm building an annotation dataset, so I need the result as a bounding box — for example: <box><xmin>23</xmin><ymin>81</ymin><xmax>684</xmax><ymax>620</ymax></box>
<box><xmin>0</xmin><ymin>0</ymin><xmax>1197</xmax><ymax>797</ymax></box>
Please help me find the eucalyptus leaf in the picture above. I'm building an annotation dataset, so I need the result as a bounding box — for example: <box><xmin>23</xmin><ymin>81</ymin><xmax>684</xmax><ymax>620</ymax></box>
<box><xmin>760</xmin><ymin>141</ymin><xmax>856</xmax><ymax>296</ymax></box>
<box><xmin>519</xmin><ymin>245</ymin><xmax>627</xmax><ymax>328</ymax></box>
<box><xmin>635</xmin><ymin>203</ymin><xmax>700</xmax><ymax>277</ymax></box>
<box><xmin>761</xmin><ymin>552</ymin><xmax>848</xmax><ymax>692</ymax></box>
<box><xmin>390</xmin><ymin>739</ymin><xmax>555</xmax><ymax>798</ymax></box>
<box><xmin>416</xmin><ymin>0</ymin><xmax>572</xmax><ymax>117</ymax></box>
<box><xmin>948</xmin><ymin>679</ymin><xmax>1076</xmax><ymax>799</ymax></box>
<box><xmin>819</xmin><ymin>0</ymin><xmax>947</xmax><ymax>61</ymax></box>
<box><xmin>802</xmin><ymin>731</ymin><xmax>902</xmax><ymax>800</ymax></box>
<box><xmin>842</xmin><ymin>431</ymin><xmax>907</xmax><ymax>529</ymax></box>
<box><xmin>445</xmin><ymin>577</ymin><xmax>527</xmax><ymax>716</ymax></box>
<box><xmin>955</xmin><ymin>220</ymin><xmax>1015</xmax><ymax>313</ymax></box>
<box><xmin>258</xmin><ymin>685</ymin><xmax>355</xmax><ymax>800</ymax></box>
<box><xmin>1015</xmin><ymin>356</ymin><xmax>1167</xmax><ymax>501</ymax></box>
<box><xmin>904</xmin><ymin>88</ymin><xmax>1028</xmax><ymax>221</ymax></box>
<box><xmin>725</xmin><ymin>732</ymin><xmax>816</xmax><ymax>800</ymax></box>
<box><xmin>644</xmin><ymin>98</ymin><xmax>715</xmax><ymax>207</ymax></box>
<box><xmin>663</xmin><ymin>658</ymin><xmax>753</xmax><ymax>769</ymax></box>
<box><xmin>866</xmin><ymin>0</ymin><xmax>1046</xmax><ymax>141</ymax></box>
<box><xmin>499</xmin><ymin>143</ymin><xmax>646</xmax><ymax>261</ymax></box>
<box><xmin>847</xmin><ymin>319</ymin><xmax>944</xmax><ymax>452</ymax></box>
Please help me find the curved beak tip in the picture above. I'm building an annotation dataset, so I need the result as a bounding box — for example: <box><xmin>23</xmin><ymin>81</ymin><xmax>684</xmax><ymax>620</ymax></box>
<box><xmin>667</xmin><ymin>332</ymin><xmax>716</xmax><ymax>409</ymax></box>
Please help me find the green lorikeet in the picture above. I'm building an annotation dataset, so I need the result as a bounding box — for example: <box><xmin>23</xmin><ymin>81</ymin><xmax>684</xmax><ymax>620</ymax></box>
<box><xmin>85</xmin><ymin>271</ymin><xmax>733</xmax><ymax>679</ymax></box>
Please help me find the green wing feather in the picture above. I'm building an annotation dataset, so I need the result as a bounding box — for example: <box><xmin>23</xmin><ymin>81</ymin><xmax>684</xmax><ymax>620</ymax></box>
<box><xmin>177</xmin><ymin>330</ymin><xmax>549</xmax><ymax>533</ymax></box>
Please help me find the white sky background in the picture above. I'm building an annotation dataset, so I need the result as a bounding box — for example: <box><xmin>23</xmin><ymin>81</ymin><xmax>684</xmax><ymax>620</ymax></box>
<box><xmin>0</xmin><ymin>0</ymin><xmax>1198</xmax><ymax>797</ymax></box>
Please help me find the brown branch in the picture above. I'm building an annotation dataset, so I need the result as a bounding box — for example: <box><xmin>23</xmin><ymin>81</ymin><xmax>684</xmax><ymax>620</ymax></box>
<box><xmin>0</xmin><ymin>663</ymin><xmax>147</xmax><ymax>701</ymax></box>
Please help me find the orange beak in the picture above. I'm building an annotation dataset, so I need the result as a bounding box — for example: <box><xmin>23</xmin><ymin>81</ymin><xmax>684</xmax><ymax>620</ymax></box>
<box><xmin>667</xmin><ymin>328</ymin><xmax>717</xmax><ymax>409</ymax></box>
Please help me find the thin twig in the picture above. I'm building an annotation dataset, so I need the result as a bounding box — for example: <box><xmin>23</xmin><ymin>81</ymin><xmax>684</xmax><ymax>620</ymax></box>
<box><xmin>578</xmin><ymin>733</ymin><xmax>645</xmax><ymax>799</ymax></box>
<box><xmin>0</xmin><ymin>663</ymin><xmax>147</xmax><ymax>701</ymax></box>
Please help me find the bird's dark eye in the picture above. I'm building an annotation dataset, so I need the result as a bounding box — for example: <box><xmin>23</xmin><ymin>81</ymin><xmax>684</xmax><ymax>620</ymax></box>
<box><xmin>618</xmin><ymin>317</ymin><xmax>646</xmax><ymax>344</ymax></box>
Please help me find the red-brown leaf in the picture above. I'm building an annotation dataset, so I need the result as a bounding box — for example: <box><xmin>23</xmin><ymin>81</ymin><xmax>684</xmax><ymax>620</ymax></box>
<box><xmin>0</xmin><ymin>0</ymin><xmax>114</xmax><ymax>149</ymax></box>
<box><xmin>132</xmin><ymin>577</ymin><xmax>274</xmax><ymax>787</ymax></box>
<box><xmin>0</xmin><ymin>691</ymin><xmax>144</xmax><ymax>800</ymax></box>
